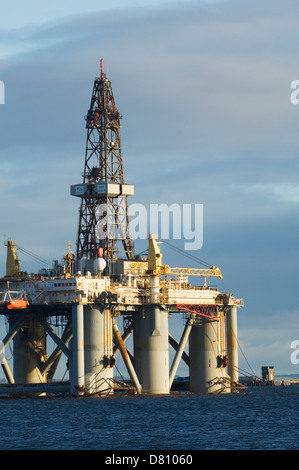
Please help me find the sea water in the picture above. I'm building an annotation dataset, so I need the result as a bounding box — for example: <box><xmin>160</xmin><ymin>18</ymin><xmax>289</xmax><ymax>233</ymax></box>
<box><xmin>0</xmin><ymin>386</ymin><xmax>298</xmax><ymax>451</ymax></box>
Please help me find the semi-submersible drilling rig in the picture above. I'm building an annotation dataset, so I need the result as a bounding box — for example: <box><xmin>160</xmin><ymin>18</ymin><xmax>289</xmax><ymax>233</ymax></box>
<box><xmin>0</xmin><ymin>61</ymin><xmax>244</xmax><ymax>396</ymax></box>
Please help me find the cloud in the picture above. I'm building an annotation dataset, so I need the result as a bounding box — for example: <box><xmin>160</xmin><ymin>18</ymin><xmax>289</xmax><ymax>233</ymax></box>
<box><xmin>0</xmin><ymin>1</ymin><xmax>297</xmax><ymax>242</ymax></box>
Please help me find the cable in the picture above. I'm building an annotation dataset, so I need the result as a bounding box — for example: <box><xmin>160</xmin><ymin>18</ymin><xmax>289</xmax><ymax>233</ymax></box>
<box><xmin>231</xmin><ymin>327</ymin><xmax>259</xmax><ymax>378</ymax></box>
<box><xmin>159</xmin><ymin>239</ymin><xmax>215</xmax><ymax>268</ymax></box>
<box><xmin>16</xmin><ymin>245</ymin><xmax>50</xmax><ymax>266</ymax></box>
<box><xmin>134</xmin><ymin>238</ymin><xmax>217</xmax><ymax>269</ymax></box>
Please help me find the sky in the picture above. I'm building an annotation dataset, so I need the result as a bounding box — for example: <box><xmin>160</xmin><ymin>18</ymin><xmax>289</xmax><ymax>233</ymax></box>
<box><xmin>0</xmin><ymin>0</ymin><xmax>299</xmax><ymax>379</ymax></box>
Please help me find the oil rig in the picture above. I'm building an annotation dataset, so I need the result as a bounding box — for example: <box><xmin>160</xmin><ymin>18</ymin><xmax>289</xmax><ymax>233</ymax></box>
<box><xmin>0</xmin><ymin>61</ymin><xmax>244</xmax><ymax>396</ymax></box>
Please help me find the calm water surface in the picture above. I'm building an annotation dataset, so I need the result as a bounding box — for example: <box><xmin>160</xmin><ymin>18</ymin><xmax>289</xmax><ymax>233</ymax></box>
<box><xmin>0</xmin><ymin>386</ymin><xmax>298</xmax><ymax>450</ymax></box>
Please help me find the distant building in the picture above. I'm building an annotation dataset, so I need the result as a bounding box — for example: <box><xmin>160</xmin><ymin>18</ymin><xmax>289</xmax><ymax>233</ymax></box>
<box><xmin>261</xmin><ymin>366</ymin><xmax>274</xmax><ymax>383</ymax></box>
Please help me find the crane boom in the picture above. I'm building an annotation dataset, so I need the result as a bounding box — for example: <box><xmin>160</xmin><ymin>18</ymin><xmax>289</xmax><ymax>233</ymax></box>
<box><xmin>147</xmin><ymin>234</ymin><xmax>222</xmax><ymax>281</ymax></box>
<box><xmin>159</xmin><ymin>265</ymin><xmax>223</xmax><ymax>279</ymax></box>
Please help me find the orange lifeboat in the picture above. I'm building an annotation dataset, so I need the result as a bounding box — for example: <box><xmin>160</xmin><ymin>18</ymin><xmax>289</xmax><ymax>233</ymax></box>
<box><xmin>6</xmin><ymin>298</ymin><xmax>28</xmax><ymax>309</ymax></box>
<box><xmin>1</xmin><ymin>289</ymin><xmax>28</xmax><ymax>310</ymax></box>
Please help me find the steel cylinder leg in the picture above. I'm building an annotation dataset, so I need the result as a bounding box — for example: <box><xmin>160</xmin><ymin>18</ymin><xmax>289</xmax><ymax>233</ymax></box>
<box><xmin>11</xmin><ymin>317</ymin><xmax>47</xmax><ymax>387</ymax></box>
<box><xmin>189</xmin><ymin>320</ymin><xmax>229</xmax><ymax>394</ymax></box>
<box><xmin>134</xmin><ymin>305</ymin><xmax>169</xmax><ymax>394</ymax></box>
<box><xmin>227</xmin><ymin>306</ymin><xmax>238</xmax><ymax>385</ymax></box>
<box><xmin>83</xmin><ymin>305</ymin><xmax>114</xmax><ymax>394</ymax></box>
<box><xmin>71</xmin><ymin>303</ymin><xmax>85</xmax><ymax>395</ymax></box>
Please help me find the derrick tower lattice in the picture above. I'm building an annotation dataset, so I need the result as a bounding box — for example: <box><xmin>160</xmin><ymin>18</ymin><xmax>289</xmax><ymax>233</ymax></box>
<box><xmin>72</xmin><ymin>60</ymin><xmax>134</xmax><ymax>270</ymax></box>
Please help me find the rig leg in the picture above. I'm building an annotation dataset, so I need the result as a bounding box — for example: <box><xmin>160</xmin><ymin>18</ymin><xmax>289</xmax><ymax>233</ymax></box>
<box><xmin>134</xmin><ymin>305</ymin><xmax>169</xmax><ymax>394</ymax></box>
<box><xmin>11</xmin><ymin>316</ymin><xmax>47</xmax><ymax>393</ymax></box>
<box><xmin>71</xmin><ymin>303</ymin><xmax>85</xmax><ymax>395</ymax></box>
<box><xmin>83</xmin><ymin>305</ymin><xmax>114</xmax><ymax>395</ymax></box>
<box><xmin>227</xmin><ymin>306</ymin><xmax>239</xmax><ymax>385</ymax></box>
<box><xmin>189</xmin><ymin>319</ymin><xmax>229</xmax><ymax>394</ymax></box>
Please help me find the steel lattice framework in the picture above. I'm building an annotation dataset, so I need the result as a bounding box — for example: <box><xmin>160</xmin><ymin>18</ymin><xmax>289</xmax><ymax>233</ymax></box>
<box><xmin>72</xmin><ymin>60</ymin><xmax>134</xmax><ymax>268</ymax></box>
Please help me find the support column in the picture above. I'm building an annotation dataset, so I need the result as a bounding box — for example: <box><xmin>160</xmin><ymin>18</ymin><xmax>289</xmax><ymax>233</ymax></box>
<box><xmin>227</xmin><ymin>306</ymin><xmax>238</xmax><ymax>385</ymax></box>
<box><xmin>11</xmin><ymin>317</ymin><xmax>47</xmax><ymax>387</ymax></box>
<box><xmin>83</xmin><ymin>305</ymin><xmax>114</xmax><ymax>394</ymax></box>
<box><xmin>134</xmin><ymin>305</ymin><xmax>169</xmax><ymax>394</ymax></box>
<box><xmin>189</xmin><ymin>319</ymin><xmax>229</xmax><ymax>394</ymax></box>
<box><xmin>71</xmin><ymin>303</ymin><xmax>85</xmax><ymax>395</ymax></box>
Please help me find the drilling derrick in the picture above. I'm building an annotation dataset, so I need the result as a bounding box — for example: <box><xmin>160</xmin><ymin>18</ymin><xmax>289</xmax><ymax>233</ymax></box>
<box><xmin>71</xmin><ymin>59</ymin><xmax>134</xmax><ymax>273</ymax></box>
